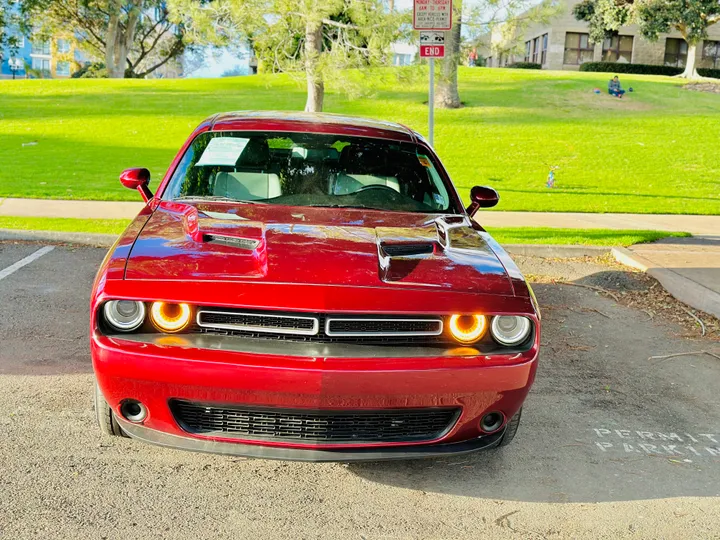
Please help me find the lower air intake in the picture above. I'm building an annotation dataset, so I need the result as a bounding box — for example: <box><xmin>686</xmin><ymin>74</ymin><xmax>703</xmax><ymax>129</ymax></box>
<box><xmin>170</xmin><ymin>400</ymin><xmax>460</xmax><ymax>444</ymax></box>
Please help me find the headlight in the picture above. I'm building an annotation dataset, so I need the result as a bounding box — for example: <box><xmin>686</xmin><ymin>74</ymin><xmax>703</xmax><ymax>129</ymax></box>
<box><xmin>491</xmin><ymin>316</ymin><xmax>532</xmax><ymax>346</ymax></box>
<box><xmin>150</xmin><ymin>302</ymin><xmax>192</xmax><ymax>333</ymax></box>
<box><xmin>448</xmin><ymin>314</ymin><xmax>488</xmax><ymax>345</ymax></box>
<box><xmin>103</xmin><ymin>300</ymin><xmax>146</xmax><ymax>332</ymax></box>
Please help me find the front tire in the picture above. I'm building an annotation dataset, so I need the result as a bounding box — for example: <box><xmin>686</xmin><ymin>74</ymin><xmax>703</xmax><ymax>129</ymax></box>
<box><xmin>496</xmin><ymin>408</ymin><xmax>522</xmax><ymax>447</ymax></box>
<box><xmin>94</xmin><ymin>382</ymin><xmax>127</xmax><ymax>437</ymax></box>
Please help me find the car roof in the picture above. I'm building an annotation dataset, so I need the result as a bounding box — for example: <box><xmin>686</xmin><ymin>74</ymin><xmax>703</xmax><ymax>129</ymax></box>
<box><xmin>207</xmin><ymin>111</ymin><xmax>419</xmax><ymax>143</ymax></box>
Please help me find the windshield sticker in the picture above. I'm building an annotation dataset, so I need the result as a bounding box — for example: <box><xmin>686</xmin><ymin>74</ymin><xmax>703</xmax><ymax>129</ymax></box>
<box><xmin>196</xmin><ymin>137</ymin><xmax>249</xmax><ymax>167</ymax></box>
<box><xmin>417</xmin><ymin>155</ymin><xmax>431</xmax><ymax>168</ymax></box>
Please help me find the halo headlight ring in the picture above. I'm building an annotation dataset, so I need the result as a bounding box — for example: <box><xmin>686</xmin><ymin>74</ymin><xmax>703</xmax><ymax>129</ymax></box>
<box><xmin>149</xmin><ymin>302</ymin><xmax>192</xmax><ymax>333</ymax></box>
<box><xmin>448</xmin><ymin>314</ymin><xmax>488</xmax><ymax>345</ymax></box>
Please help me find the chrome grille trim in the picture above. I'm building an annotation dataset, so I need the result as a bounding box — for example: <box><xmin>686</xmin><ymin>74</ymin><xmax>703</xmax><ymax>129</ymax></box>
<box><xmin>325</xmin><ymin>318</ymin><xmax>444</xmax><ymax>337</ymax></box>
<box><xmin>196</xmin><ymin>310</ymin><xmax>320</xmax><ymax>336</ymax></box>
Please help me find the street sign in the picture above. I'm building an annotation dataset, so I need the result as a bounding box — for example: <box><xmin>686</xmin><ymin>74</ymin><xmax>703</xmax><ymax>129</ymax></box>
<box><xmin>413</xmin><ymin>0</ymin><xmax>452</xmax><ymax>31</ymax></box>
<box><xmin>419</xmin><ymin>31</ymin><xmax>445</xmax><ymax>58</ymax></box>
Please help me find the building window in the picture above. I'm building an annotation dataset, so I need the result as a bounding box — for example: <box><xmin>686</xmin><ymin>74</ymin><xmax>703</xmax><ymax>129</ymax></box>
<box><xmin>541</xmin><ymin>33</ymin><xmax>548</xmax><ymax>65</ymax></box>
<box><xmin>31</xmin><ymin>40</ymin><xmax>51</xmax><ymax>56</ymax></box>
<box><xmin>524</xmin><ymin>41</ymin><xmax>531</xmax><ymax>62</ymax></box>
<box><xmin>32</xmin><ymin>57</ymin><xmax>50</xmax><ymax>72</ymax></box>
<box><xmin>56</xmin><ymin>39</ymin><xmax>71</xmax><ymax>54</ymax></box>
<box><xmin>532</xmin><ymin>36</ymin><xmax>541</xmax><ymax>63</ymax></box>
<box><xmin>602</xmin><ymin>35</ymin><xmax>633</xmax><ymax>63</ymax></box>
<box><xmin>564</xmin><ymin>32</ymin><xmax>594</xmax><ymax>65</ymax></box>
<box><xmin>702</xmin><ymin>40</ymin><xmax>720</xmax><ymax>68</ymax></box>
<box><xmin>664</xmin><ymin>38</ymin><xmax>688</xmax><ymax>67</ymax></box>
<box><xmin>56</xmin><ymin>61</ymin><xmax>71</xmax><ymax>76</ymax></box>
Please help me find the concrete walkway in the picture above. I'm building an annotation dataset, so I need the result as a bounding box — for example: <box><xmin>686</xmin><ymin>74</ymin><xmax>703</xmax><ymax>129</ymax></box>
<box><xmin>1</xmin><ymin>197</ymin><xmax>719</xmax><ymax>235</ymax></box>
<box><xmin>613</xmin><ymin>236</ymin><xmax>720</xmax><ymax>319</ymax></box>
<box><xmin>0</xmin><ymin>198</ymin><xmax>144</xmax><ymax>220</ymax></box>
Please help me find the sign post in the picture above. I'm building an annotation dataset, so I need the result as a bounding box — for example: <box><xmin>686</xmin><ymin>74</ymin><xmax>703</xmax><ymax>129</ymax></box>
<box><xmin>414</xmin><ymin>0</ymin><xmax>452</xmax><ymax>147</ymax></box>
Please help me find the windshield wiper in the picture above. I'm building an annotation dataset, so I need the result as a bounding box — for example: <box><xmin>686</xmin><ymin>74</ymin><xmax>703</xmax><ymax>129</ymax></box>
<box><xmin>173</xmin><ymin>196</ymin><xmax>265</xmax><ymax>204</ymax></box>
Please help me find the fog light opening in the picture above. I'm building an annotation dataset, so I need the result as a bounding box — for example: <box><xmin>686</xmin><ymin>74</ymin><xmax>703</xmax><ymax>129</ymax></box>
<box><xmin>120</xmin><ymin>400</ymin><xmax>147</xmax><ymax>423</ymax></box>
<box><xmin>480</xmin><ymin>411</ymin><xmax>505</xmax><ymax>433</ymax></box>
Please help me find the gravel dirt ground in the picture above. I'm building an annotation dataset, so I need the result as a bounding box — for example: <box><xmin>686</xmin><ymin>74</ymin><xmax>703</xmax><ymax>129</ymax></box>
<box><xmin>1</xmin><ymin>242</ymin><xmax>719</xmax><ymax>540</ymax></box>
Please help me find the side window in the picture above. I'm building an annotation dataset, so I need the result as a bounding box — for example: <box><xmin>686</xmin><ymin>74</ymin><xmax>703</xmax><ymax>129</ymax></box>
<box><xmin>163</xmin><ymin>139</ymin><xmax>199</xmax><ymax>200</ymax></box>
<box><xmin>417</xmin><ymin>154</ymin><xmax>450</xmax><ymax>210</ymax></box>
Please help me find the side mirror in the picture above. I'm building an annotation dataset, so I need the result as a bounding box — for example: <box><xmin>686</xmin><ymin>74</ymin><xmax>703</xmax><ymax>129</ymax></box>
<box><xmin>120</xmin><ymin>168</ymin><xmax>153</xmax><ymax>202</ymax></box>
<box><xmin>466</xmin><ymin>186</ymin><xmax>499</xmax><ymax>216</ymax></box>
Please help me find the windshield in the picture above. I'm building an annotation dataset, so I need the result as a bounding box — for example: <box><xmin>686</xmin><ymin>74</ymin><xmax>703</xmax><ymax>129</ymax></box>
<box><xmin>162</xmin><ymin>131</ymin><xmax>456</xmax><ymax>213</ymax></box>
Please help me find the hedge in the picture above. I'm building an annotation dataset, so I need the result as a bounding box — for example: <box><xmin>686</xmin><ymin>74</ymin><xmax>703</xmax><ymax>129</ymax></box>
<box><xmin>579</xmin><ymin>61</ymin><xmax>720</xmax><ymax>79</ymax></box>
<box><xmin>507</xmin><ymin>62</ymin><xmax>542</xmax><ymax>70</ymax></box>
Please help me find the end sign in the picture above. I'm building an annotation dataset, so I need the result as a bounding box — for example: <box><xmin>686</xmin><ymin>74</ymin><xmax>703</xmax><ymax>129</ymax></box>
<box><xmin>420</xmin><ymin>31</ymin><xmax>445</xmax><ymax>58</ymax></box>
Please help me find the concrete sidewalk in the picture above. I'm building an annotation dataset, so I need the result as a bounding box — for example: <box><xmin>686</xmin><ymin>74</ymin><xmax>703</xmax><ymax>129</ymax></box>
<box><xmin>0</xmin><ymin>198</ymin><xmax>144</xmax><ymax>220</ymax></box>
<box><xmin>613</xmin><ymin>236</ymin><xmax>720</xmax><ymax>320</ymax></box>
<box><xmin>1</xmin><ymin>197</ymin><xmax>719</xmax><ymax>235</ymax></box>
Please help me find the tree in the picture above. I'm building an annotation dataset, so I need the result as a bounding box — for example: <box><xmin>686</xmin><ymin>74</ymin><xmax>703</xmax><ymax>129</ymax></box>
<box><xmin>169</xmin><ymin>0</ymin><xmax>405</xmax><ymax>112</ymax></box>
<box><xmin>434</xmin><ymin>0</ymin><xmax>462</xmax><ymax>108</ymax></box>
<box><xmin>435</xmin><ymin>0</ymin><xmax>560</xmax><ymax>109</ymax></box>
<box><xmin>24</xmin><ymin>0</ymin><xmax>190</xmax><ymax>78</ymax></box>
<box><xmin>573</xmin><ymin>0</ymin><xmax>720</xmax><ymax>79</ymax></box>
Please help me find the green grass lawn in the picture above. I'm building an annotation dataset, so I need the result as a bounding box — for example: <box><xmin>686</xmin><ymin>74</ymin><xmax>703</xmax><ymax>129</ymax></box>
<box><xmin>1</xmin><ymin>68</ymin><xmax>719</xmax><ymax>214</ymax></box>
<box><xmin>486</xmin><ymin>227</ymin><xmax>690</xmax><ymax>246</ymax></box>
<box><xmin>0</xmin><ymin>216</ymin><xmax>689</xmax><ymax>246</ymax></box>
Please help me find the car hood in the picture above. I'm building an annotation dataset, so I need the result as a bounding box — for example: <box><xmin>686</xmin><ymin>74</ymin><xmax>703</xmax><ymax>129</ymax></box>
<box><xmin>123</xmin><ymin>201</ymin><xmax>515</xmax><ymax>296</ymax></box>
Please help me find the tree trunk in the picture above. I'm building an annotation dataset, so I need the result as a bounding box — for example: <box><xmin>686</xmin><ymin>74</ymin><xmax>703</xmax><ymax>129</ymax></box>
<box><xmin>434</xmin><ymin>0</ymin><xmax>462</xmax><ymax>109</ymax></box>
<box><xmin>679</xmin><ymin>41</ymin><xmax>700</xmax><ymax>79</ymax></box>
<box><xmin>105</xmin><ymin>4</ymin><xmax>123</xmax><ymax>78</ymax></box>
<box><xmin>304</xmin><ymin>20</ymin><xmax>324</xmax><ymax>112</ymax></box>
<box><xmin>104</xmin><ymin>0</ymin><xmax>143</xmax><ymax>78</ymax></box>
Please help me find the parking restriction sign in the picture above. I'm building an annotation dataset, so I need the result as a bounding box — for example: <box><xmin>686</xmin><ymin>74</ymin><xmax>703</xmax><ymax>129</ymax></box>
<box><xmin>419</xmin><ymin>31</ymin><xmax>445</xmax><ymax>58</ymax></box>
<box><xmin>413</xmin><ymin>0</ymin><xmax>452</xmax><ymax>31</ymax></box>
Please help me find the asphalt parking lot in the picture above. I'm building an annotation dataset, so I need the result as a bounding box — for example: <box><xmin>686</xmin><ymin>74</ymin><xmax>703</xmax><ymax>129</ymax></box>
<box><xmin>1</xmin><ymin>241</ymin><xmax>719</xmax><ymax>539</ymax></box>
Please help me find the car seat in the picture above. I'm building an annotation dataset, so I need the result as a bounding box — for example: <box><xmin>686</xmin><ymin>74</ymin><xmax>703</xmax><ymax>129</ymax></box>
<box><xmin>214</xmin><ymin>138</ymin><xmax>281</xmax><ymax>200</ymax></box>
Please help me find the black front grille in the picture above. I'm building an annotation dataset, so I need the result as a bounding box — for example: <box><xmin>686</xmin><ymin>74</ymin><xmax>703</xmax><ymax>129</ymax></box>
<box><xmin>326</xmin><ymin>318</ymin><xmax>441</xmax><ymax>335</ymax></box>
<box><xmin>198</xmin><ymin>311</ymin><xmax>316</xmax><ymax>332</ymax></box>
<box><xmin>193</xmin><ymin>308</ymin><xmax>448</xmax><ymax>345</ymax></box>
<box><xmin>170</xmin><ymin>400</ymin><xmax>460</xmax><ymax>444</ymax></box>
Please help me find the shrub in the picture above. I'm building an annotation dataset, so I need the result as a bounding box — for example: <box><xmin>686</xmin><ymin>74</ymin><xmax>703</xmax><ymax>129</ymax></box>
<box><xmin>507</xmin><ymin>62</ymin><xmax>542</xmax><ymax>70</ymax></box>
<box><xmin>580</xmin><ymin>61</ymin><xmax>720</xmax><ymax>79</ymax></box>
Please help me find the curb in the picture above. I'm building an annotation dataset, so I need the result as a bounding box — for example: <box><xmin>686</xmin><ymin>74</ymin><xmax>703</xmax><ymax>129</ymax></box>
<box><xmin>612</xmin><ymin>246</ymin><xmax>720</xmax><ymax>319</ymax></box>
<box><xmin>0</xmin><ymin>229</ymin><xmax>118</xmax><ymax>247</ymax></box>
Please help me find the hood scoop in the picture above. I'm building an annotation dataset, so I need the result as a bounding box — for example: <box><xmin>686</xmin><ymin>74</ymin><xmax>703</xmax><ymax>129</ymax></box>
<box><xmin>378</xmin><ymin>241</ymin><xmax>436</xmax><ymax>283</ymax></box>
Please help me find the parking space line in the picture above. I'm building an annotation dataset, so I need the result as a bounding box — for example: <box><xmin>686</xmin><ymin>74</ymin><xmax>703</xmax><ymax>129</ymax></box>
<box><xmin>0</xmin><ymin>246</ymin><xmax>55</xmax><ymax>281</ymax></box>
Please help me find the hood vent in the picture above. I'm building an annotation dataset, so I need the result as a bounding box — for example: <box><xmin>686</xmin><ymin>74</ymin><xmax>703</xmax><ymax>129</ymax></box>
<box><xmin>203</xmin><ymin>234</ymin><xmax>260</xmax><ymax>251</ymax></box>
<box><xmin>380</xmin><ymin>243</ymin><xmax>435</xmax><ymax>258</ymax></box>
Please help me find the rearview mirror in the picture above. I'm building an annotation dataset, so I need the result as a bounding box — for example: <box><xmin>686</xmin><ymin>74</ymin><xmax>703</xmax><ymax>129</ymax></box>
<box><xmin>466</xmin><ymin>186</ymin><xmax>499</xmax><ymax>216</ymax></box>
<box><xmin>120</xmin><ymin>168</ymin><xmax>153</xmax><ymax>202</ymax></box>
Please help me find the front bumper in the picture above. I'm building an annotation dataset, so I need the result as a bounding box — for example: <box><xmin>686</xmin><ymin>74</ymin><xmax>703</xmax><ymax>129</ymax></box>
<box><xmin>93</xmin><ymin>333</ymin><xmax>538</xmax><ymax>461</ymax></box>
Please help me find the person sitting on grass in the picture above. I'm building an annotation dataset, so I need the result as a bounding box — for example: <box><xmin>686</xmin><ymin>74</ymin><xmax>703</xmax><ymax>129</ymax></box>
<box><xmin>608</xmin><ymin>75</ymin><xmax>626</xmax><ymax>98</ymax></box>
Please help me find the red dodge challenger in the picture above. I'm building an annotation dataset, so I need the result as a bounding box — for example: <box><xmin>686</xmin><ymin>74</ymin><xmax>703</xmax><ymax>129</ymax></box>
<box><xmin>91</xmin><ymin>111</ymin><xmax>540</xmax><ymax>461</ymax></box>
